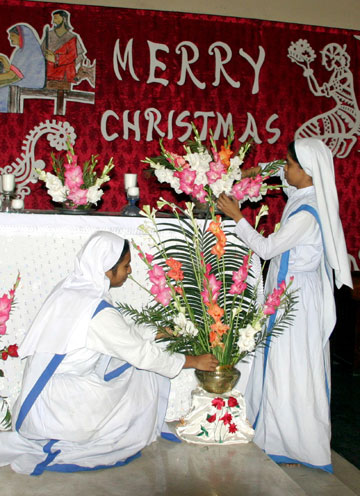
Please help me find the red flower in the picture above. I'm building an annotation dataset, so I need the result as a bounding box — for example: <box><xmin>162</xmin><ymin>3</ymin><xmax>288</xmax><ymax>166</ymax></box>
<box><xmin>1</xmin><ymin>351</ymin><xmax>8</xmax><ymax>361</ymax></box>
<box><xmin>7</xmin><ymin>344</ymin><xmax>18</xmax><ymax>357</ymax></box>
<box><xmin>229</xmin><ymin>423</ymin><xmax>238</xmax><ymax>433</ymax></box>
<box><xmin>212</xmin><ymin>397</ymin><xmax>225</xmax><ymax>410</ymax></box>
<box><xmin>220</xmin><ymin>412</ymin><xmax>232</xmax><ymax>425</ymax></box>
<box><xmin>228</xmin><ymin>396</ymin><xmax>239</xmax><ymax>408</ymax></box>
<box><xmin>207</xmin><ymin>413</ymin><xmax>217</xmax><ymax>423</ymax></box>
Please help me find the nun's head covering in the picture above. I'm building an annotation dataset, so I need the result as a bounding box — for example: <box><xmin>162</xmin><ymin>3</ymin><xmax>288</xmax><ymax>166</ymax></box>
<box><xmin>19</xmin><ymin>231</ymin><xmax>125</xmax><ymax>357</ymax></box>
<box><xmin>294</xmin><ymin>138</ymin><xmax>352</xmax><ymax>289</ymax></box>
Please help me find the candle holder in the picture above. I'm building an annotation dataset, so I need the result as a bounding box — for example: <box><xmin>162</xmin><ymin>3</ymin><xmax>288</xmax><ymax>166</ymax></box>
<box><xmin>1</xmin><ymin>174</ymin><xmax>16</xmax><ymax>212</ymax></box>
<box><xmin>120</xmin><ymin>188</ymin><xmax>141</xmax><ymax>216</ymax></box>
<box><xmin>1</xmin><ymin>191</ymin><xmax>15</xmax><ymax>213</ymax></box>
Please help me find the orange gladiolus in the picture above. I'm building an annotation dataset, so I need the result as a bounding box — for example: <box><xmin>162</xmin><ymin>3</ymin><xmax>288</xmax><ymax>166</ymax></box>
<box><xmin>219</xmin><ymin>143</ymin><xmax>233</xmax><ymax>167</ymax></box>
<box><xmin>208</xmin><ymin>303</ymin><xmax>224</xmax><ymax>322</ymax></box>
<box><xmin>211</xmin><ymin>241</ymin><xmax>225</xmax><ymax>258</ymax></box>
<box><xmin>210</xmin><ymin>321</ymin><xmax>229</xmax><ymax>336</ymax></box>
<box><xmin>209</xmin><ymin>331</ymin><xmax>225</xmax><ymax>349</ymax></box>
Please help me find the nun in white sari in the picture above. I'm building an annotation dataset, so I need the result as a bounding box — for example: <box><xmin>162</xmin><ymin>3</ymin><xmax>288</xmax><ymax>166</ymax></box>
<box><xmin>217</xmin><ymin>138</ymin><xmax>352</xmax><ymax>472</ymax></box>
<box><xmin>0</xmin><ymin>231</ymin><xmax>217</xmax><ymax>475</ymax></box>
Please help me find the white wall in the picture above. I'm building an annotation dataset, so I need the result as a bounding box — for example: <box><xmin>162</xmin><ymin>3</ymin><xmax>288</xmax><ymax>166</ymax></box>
<box><xmin>29</xmin><ymin>0</ymin><xmax>360</xmax><ymax>30</ymax></box>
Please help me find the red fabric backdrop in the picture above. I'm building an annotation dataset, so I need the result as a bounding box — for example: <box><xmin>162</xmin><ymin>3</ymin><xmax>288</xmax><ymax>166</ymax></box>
<box><xmin>0</xmin><ymin>0</ymin><xmax>359</xmax><ymax>266</ymax></box>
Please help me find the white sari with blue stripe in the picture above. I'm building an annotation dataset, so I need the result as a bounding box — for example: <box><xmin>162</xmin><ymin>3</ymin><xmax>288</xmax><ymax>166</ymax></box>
<box><xmin>236</xmin><ymin>184</ymin><xmax>335</xmax><ymax>472</ymax></box>
<box><xmin>0</xmin><ymin>302</ymin><xmax>184</xmax><ymax>475</ymax></box>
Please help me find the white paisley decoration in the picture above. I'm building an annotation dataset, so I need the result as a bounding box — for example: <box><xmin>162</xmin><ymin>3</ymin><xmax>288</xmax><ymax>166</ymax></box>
<box><xmin>0</xmin><ymin>120</ymin><xmax>76</xmax><ymax>199</ymax></box>
<box><xmin>288</xmin><ymin>39</ymin><xmax>360</xmax><ymax>158</ymax></box>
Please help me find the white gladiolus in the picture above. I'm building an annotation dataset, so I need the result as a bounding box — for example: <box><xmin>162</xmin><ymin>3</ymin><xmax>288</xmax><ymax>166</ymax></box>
<box><xmin>87</xmin><ymin>185</ymin><xmax>103</xmax><ymax>204</ymax></box>
<box><xmin>45</xmin><ymin>173</ymin><xmax>68</xmax><ymax>202</ymax></box>
<box><xmin>174</xmin><ymin>312</ymin><xmax>198</xmax><ymax>337</ymax></box>
<box><xmin>237</xmin><ymin>323</ymin><xmax>260</xmax><ymax>353</ymax></box>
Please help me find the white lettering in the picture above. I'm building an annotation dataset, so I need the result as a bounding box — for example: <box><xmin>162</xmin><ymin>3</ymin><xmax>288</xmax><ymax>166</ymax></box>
<box><xmin>113</xmin><ymin>39</ymin><xmax>139</xmax><ymax>81</ymax></box>
<box><xmin>239</xmin><ymin>46</ymin><xmax>265</xmax><ymax>94</ymax></box>
<box><xmin>209</xmin><ymin>42</ymin><xmax>240</xmax><ymax>88</ymax></box>
<box><xmin>101</xmin><ymin>110</ymin><xmax>120</xmax><ymax>141</ymax></box>
<box><xmin>123</xmin><ymin>110</ymin><xmax>141</xmax><ymax>140</ymax></box>
<box><xmin>176</xmin><ymin>41</ymin><xmax>206</xmax><ymax>89</ymax></box>
<box><xmin>266</xmin><ymin>114</ymin><xmax>281</xmax><ymax>144</ymax></box>
<box><xmin>239</xmin><ymin>113</ymin><xmax>262</xmax><ymax>143</ymax></box>
<box><xmin>194</xmin><ymin>111</ymin><xmax>216</xmax><ymax>140</ymax></box>
<box><xmin>147</xmin><ymin>41</ymin><xmax>169</xmax><ymax>86</ymax></box>
<box><xmin>175</xmin><ymin>111</ymin><xmax>192</xmax><ymax>142</ymax></box>
<box><xmin>144</xmin><ymin>108</ymin><xmax>165</xmax><ymax>141</ymax></box>
<box><xmin>213</xmin><ymin>112</ymin><xmax>233</xmax><ymax>140</ymax></box>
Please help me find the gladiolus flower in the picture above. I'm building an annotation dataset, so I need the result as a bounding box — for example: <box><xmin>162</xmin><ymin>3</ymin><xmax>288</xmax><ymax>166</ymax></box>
<box><xmin>174</xmin><ymin>168</ymin><xmax>196</xmax><ymax>195</ymax></box>
<box><xmin>207</xmin><ymin>303</ymin><xmax>224</xmax><ymax>322</ymax></box>
<box><xmin>67</xmin><ymin>187</ymin><xmax>88</xmax><ymax>206</ymax></box>
<box><xmin>192</xmin><ymin>183</ymin><xmax>208</xmax><ymax>203</ymax></box>
<box><xmin>206</xmin><ymin>160</ymin><xmax>226</xmax><ymax>184</ymax></box>
<box><xmin>64</xmin><ymin>166</ymin><xmax>84</xmax><ymax>189</ymax></box>
<box><xmin>212</xmin><ymin>397</ymin><xmax>225</xmax><ymax>410</ymax></box>
<box><xmin>210</xmin><ymin>321</ymin><xmax>229</xmax><ymax>336</ymax></box>
<box><xmin>211</xmin><ymin>241</ymin><xmax>225</xmax><ymax>258</ymax></box>
<box><xmin>166</xmin><ymin>258</ymin><xmax>184</xmax><ymax>281</ymax></box>
<box><xmin>219</xmin><ymin>143</ymin><xmax>233</xmax><ymax>167</ymax></box>
<box><xmin>231</xmin><ymin>178</ymin><xmax>251</xmax><ymax>201</ymax></box>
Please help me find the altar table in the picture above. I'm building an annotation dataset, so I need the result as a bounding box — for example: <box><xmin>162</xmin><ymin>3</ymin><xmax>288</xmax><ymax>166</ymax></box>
<box><xmin>0</xmin><ymin>211</ymin><xmax>256</xmax><ymax>420</ymax></box>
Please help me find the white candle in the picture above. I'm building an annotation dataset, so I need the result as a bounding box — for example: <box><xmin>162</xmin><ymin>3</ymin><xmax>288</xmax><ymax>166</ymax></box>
<box><xmin>127</xmin><ymin>186</ymin><xmax>139</xmax><ymax>197</ymax></box>
<box><xmin>11</xmin><ymin>198</ymin><xmax>24</xmax><ymax>210</ymax></box>
<box><xmin>2</xmin><ymin>174</ymin><xmax>15</xmax><ymax>192</ymax></box>
<box><xmin>124</xmin><ymin>173</ymin><xmax>137</xmax><ymax>190</ymax></box>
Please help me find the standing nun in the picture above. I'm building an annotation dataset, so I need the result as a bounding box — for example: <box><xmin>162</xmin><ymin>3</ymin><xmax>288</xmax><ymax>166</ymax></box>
<box><xmin>0</xmin><ymin>231</ymin><xmax>217</xmax><ymax>475</ymax></box>
<box><xmin>217</xmin><ymin>138</ymin><xmax>352</xmax><ymax>472</ymax></box>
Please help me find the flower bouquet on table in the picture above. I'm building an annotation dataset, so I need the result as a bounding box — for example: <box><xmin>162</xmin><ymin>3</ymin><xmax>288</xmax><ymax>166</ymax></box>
<box><xmin>0</xmin><ymin>273</ymin><xmax>20</xmax><ymax>430</ymax></box>
<box><xmin>36</xmin><ymin>138</ymin><xmax>115</xmax><ymax>210</ymax></box>
<box><xmin>143</xmin><ymin>123</ymin><xmax>284</xmax><ymax>210</ymax></box>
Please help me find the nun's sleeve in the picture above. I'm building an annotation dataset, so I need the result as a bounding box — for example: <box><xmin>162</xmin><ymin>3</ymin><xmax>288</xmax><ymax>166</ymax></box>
<box><xmin>86</xmin><ymin>307</ymin><xmax>185</xmax><ymax>378</ymax></box>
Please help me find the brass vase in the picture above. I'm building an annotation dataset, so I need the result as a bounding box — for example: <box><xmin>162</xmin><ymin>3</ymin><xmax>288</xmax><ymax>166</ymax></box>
<box><xmin>195</xmin><ymin>365</ymin><xmax>240</xmax><ymax>394</ymax></box>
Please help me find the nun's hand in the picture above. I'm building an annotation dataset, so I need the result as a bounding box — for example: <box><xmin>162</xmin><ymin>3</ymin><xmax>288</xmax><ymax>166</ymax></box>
<box><xmin>217</xmin><ymin>193</ymin><xmax>243</xmax><ymax>223</ymax></box>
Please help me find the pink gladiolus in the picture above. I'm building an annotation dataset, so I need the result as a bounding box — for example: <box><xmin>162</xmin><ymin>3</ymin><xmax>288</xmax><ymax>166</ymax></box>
<box><xmin>170</xmin><ymin>153</ymin><xmax>187</xmax><ymax>169</ymax></box>
<box><xmin>231</xmin><ymin>178</ymin><xmax>251</xmax><ymax>200</ymax></box>
<box><xmin>145</xmin><ymin>253</ymin><xmax>154</xmax><ymax>263</ymax></box>
<box><xmin>206</xmin><ymin>160</ymin><xmax>226</xmax><ymax>184</ymax></box>
<box><xmin>192</xmin><ymin>184</ymin><xmax>208</xmax><ymax>203</ymax></box>
<box><xmin>67</xmin><ymin>188</ymin><xmax>88</xmax><ymax>205</ymax></box>
<box><xmin>263</xmin><ymin>303</ymin><xmax>276</xmax><ymax>315</ymax></box>
<box><xmin>154</xmin><ymin>287</ymin><xmax>172</xmax><ymax>306</ymax></box>
<box><xmin>0</xmin><ymin>294</ymin><xmax>12</xmax><ymax>323</ymax></box>
<box><xmin>149</xmin><ymin>264</ymin><xmax>166</xmax><ymax>285</ymax></box>
<box><xmin>202</xmin><ymin>273</ymin><xmax>222</xmax><ymax>305</ymax></box>
<box><xmin>246</xmin><ymin>175</ymin><xmax>263</xmax><ymax>198</ymax></box>
<box><xmin>64</xmin><ymin>166</ymin><xmax>84</xmax><ymax>189</ymax></box>
<box><xmin>174</xmin><ymin>168</ymin><xmax>196</xmax><ymax>195</ymax></box>
<box><xmin>229</xmin><ymin>280</ymin><xmax>247</xmax><ymax>295</ymax></box>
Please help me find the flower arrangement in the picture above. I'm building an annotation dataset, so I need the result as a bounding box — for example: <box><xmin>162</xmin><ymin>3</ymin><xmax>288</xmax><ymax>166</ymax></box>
<box><xmin>0</xmin><ymin>273</ymin><xmax>20</xmax><ymax>430</ymax></box>
<box><xmin>143</xmin><ymin>124</ymin><xmax>283</xmax><ymax>206</ymax></box>
<box><xmin>118</xmin><ymin>127</ymin><xmax>296</xmax><ymax>367</ymax></box>
<box><xmin>36</xmin><ymin>139</ymin><xmax>114</xmax><ymax>209</ymax></box>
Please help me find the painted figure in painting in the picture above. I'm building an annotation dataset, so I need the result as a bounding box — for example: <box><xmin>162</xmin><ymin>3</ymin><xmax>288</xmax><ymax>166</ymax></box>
<box><xmin>0</xmin><ymin>24</ymin><xmax>45</xmax><ymax>112</ymax></box>
<box><xmin>288</xmin><ymin>40</ymin><xmax>360</xmax><ymax>158</ymax></box>
<box><xmin>42</xmin><ymin>10</ymin><xmax>95</xmax><ymax>90</ymax></box>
